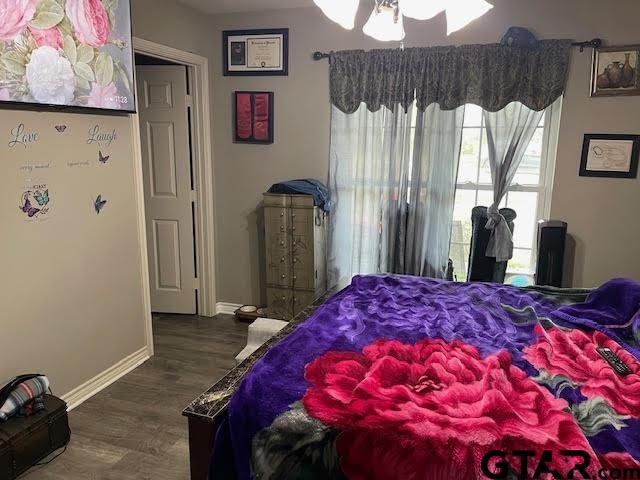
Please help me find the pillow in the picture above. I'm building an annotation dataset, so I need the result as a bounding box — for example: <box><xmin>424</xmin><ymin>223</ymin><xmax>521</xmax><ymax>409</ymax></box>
<box><xmin>0</xmin><ymin>375</ymin><xmax>50</xmax><ymax>422</ymax></box>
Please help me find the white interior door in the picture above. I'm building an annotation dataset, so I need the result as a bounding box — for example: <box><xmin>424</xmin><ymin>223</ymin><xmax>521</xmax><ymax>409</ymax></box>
<box><xmin>137</xmin><ymin>65</ymin><xmax>197</xmax><ymax>314</ymax></box>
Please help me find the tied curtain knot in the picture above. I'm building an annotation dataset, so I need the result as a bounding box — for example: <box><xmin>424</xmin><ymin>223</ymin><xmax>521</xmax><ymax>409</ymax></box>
<box><xmin>485</xmin><ymin>204</ymin><xmax>513</xmax><ymax>263</ymax></box>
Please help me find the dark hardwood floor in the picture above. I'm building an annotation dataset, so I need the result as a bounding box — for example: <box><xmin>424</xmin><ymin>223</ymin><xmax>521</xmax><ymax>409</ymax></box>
<box><xmin>22</xmin><ymin>314</ymin><xmax>248</xmax><ymax>480</ymax></box>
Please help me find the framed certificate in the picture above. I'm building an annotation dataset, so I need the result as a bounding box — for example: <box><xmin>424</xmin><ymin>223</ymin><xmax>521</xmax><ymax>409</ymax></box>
<box><xmin>223</xmin><ymin>29</ymin><xmax>289</xmax><ymax>76</ymax></box>
<box><xmin>580</xmin><ymin>134</ymin><xmax>640</xmax><ymax>179</ymax></box>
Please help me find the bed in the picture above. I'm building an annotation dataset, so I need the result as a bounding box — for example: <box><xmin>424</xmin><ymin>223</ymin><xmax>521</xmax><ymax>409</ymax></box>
<box><xmin>184</xmin><ymin>275</ymin><xmax>640</xmax><ymax>480</ymax></box>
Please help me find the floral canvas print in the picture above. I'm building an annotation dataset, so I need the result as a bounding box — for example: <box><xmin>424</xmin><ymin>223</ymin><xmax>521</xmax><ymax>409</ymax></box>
<box><xmin>0</xmin><ymin>0</ymin><xmax>135</xmax><ymax>111</ymax></box>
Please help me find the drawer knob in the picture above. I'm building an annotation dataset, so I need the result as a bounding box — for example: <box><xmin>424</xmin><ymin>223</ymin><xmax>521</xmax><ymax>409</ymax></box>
<box><xmin>280</xmin><ymin>241</ymin><xmax>285</xmax><ymax>246</ymax></box>
<box><xmin>293</xmin><ymin>258</ymin><xmax>298</xmax><ymax>264</ymax></box>
<box><xmin>292</xmin><ymin>226</ymin><xmax>296</xmax><ymax>231</ymax></box>
<box><xmin>293</xmin><ymin>297</ymin><xmax>298</xmax><ymax>303</ymax></box>
<box><xmin>292</xmin><ymin>213</ymin><xmax>296</xmax><ymax>218</ymax></box>
<box><xmin>293</xmin><ymin>275</ymin><xmax>297</xmax><ymax>281</ymax></box>
<box><xmin>280</xmin><ymin>226</ymin><xmax>285</xmax><ymax>232</ymax></box>
<box><xmin>280</xmin><ymin>211</ymin><xmax>285</xmax><ymax>217</ymax></box>
<box><xmin>281</xmin><ymin>274</ymin><xmax>286</xmax><ymax>279</ymax></box>
<box><xmin>281</xmin><ymin>296</ymin><xmax>286</xmax><ymax>301</ymax></box>
<box><xmin>281</xmin><ymin>257</ymin><xmax>285</xmax><ymax>262</ymax></box>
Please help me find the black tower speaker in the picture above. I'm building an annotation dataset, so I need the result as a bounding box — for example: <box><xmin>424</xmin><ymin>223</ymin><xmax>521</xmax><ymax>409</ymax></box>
<box><xmin>536</xmin><ymin>220</ymin><xmax>567</xmax><ymax>287</ymax></box>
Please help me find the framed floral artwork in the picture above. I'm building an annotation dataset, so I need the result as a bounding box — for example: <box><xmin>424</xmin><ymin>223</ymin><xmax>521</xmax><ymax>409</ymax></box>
<box><xmin>0</xmin><ymin>0</ymin><xmax>135</xmax><ymax>112</ymax></box>
<box><xmin>591</xmin><ymin>45</ymin><xmax>640</xmax><ymax>97</ymax></box>
<box><xmin>234</xmin><ymin>91</ymin><xmax>274</xmax><ymax>145</ymax></box>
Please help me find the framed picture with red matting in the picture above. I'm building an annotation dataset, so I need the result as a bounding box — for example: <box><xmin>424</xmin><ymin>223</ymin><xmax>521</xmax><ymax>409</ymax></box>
<box><xmin>234</xmin><ymin>91</ymin><xmax>274</xmax><ymax>145</ymax></box>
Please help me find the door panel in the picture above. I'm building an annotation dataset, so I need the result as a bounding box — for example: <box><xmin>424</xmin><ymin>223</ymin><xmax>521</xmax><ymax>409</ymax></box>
<box><xmin>147</xmin><ymin>122</ymin><xmax>178</xmax><ymax>198</ymax></box>
<box><xmin>137</xmin><ymin>65</ymin><xmax>196</xmax><ymax>314</ymax></box>
<box><xmin>152</xmin><ymin>220</ymin><xmax>181</xmax><ymax>290</ymax></box>
<box><xmin>145</xmin><ymin>81</ymin><xmax>173</xmax><ymax>108</ymax></box>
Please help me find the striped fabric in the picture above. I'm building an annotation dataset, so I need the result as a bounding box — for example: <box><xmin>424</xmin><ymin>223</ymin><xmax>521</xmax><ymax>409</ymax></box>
<box><xmin>0</xmin><ymin>376</ymin><xmax>49</xmax><ymax>422</ymax></box>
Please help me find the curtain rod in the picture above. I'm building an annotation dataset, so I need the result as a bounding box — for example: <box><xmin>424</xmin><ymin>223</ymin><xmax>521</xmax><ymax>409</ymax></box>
<box><xmin>312</xmin><ymin>38</ymin><xmax>603</xmax><ymax>60</ymax></box>
<box><xmin>572</xmin><ymin>38</ymin><xmax>603</xmax><ymax>52</ymax></box>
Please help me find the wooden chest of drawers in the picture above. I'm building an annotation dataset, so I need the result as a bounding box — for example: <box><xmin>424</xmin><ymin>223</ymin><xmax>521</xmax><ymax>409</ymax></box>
<box><xmin>263</xmin><ymin>193</ymin><xmax>327</xmax><ymax>320</ymax></box>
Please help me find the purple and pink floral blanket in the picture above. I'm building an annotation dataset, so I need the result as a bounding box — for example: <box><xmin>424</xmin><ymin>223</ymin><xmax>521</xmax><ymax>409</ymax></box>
<box><xmin>213</xmin><ymin>275</ymin><xmax>640</xmax><ymax>480</ymax></box>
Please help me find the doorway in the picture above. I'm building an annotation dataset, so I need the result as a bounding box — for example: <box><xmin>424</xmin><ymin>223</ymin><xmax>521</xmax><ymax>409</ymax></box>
<box><xmin>136</xmin><ymin>55</ymin><xmax>197</xmax><ymax>314</ymax></box>
<box><xmin>132</xmin><ymin>38</ymin><xmax>216</xmax><ymax>328</ymax></box>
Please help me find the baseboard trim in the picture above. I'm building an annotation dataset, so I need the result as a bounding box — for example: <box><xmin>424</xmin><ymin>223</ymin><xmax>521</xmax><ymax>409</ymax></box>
<box><xmin>62</xmin><ymin>347</ymin><xmax>150</xmax><ymax>411</ymax></box>
<box><xmin>216</xmin><ymin>302</ymin><xmax>242</xmax><ymax>315</ymax></box>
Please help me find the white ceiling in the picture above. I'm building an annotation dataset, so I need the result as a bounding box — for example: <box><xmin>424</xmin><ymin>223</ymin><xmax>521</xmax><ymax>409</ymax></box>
<box><xmin>178</xmin><ymin>0</ymin><xmax>314</xmax><ymax>14</ymax></box>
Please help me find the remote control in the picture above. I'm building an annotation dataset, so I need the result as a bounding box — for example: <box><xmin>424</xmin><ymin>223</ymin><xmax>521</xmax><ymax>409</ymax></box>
<box><xmin>597</xmin><ymin>347</ymin><xmax>632</xmax><ymax>377</ymax></box>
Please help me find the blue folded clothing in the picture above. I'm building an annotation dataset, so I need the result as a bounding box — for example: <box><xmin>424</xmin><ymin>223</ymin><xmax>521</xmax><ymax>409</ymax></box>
<box><xmin>268</xmin><ymin>179</ymin><xmax>331</xmax><ymax>212</ymax></box>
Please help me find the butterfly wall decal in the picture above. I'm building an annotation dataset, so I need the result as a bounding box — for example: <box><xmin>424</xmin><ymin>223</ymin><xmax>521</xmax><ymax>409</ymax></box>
<box><xmin>94</xmin><ymin>195</ymin><xmax>107</xmax><ymax>214</ymax></box>
<box><xmin>55</xmin><ymin>125</ymin><xmax>67</xmax><ymax>133</ymax></box>
<box><xmin>34</xmin><ymin>189</ymin><xmax>49</xmax><ymax>206</ymax></box>
<box><xmin>98</xmin><ymin>150</ymin><xmax>110</xmax><ymax>164</ymax></box>
<box><xmin>19</xmin><ymin>194</ymin><xmax>40</xmax><ymax>218</ymax></box>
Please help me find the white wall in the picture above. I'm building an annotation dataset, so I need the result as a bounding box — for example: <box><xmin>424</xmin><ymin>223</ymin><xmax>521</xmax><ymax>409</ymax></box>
<box><xmin>0</xmin><ymin>110</ymin><xmax>148</xmax><ymax>397</ymax></box>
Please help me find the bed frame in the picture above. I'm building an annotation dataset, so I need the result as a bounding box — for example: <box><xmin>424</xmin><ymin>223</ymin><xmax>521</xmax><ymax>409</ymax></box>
<box><xmin>182</xmin><ymin>290</ymin><xmax>337</xmax><ymax>480</ymax></box>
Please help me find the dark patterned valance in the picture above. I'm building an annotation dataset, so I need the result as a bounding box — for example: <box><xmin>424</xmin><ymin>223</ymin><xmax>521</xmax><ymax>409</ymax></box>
<box><xmin>329</xmin><ymin>40</ymin><xmax>573</xmax><ymax>114</ymax></box>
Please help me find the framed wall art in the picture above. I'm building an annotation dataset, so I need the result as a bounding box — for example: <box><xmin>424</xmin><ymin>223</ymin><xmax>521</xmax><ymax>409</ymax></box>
<box><xmin>580</xmin><ymin>134</ymin><xmax>640</xmax><ymax>178</ymax></box>
<box><xmin>223</xmin><ymin>29</ymin><xmax>289</xmax><ymax>76</ymax></box>
<box><xmin>234</xmin><ymin>91</ymin><xmax>274</xmax><ymax>145</ymax></box>
<box><xmin>0</xmin><ymin>0</ymin><xmax>135</xmax><ymax>112</ymax></box>
<box><xmin>591</xmin><ymin>45</ymin><xmax>640</xmax><ymax>97</ymax></box>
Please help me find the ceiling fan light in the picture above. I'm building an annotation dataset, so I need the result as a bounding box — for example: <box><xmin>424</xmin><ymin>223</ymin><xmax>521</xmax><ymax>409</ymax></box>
<box><xmin>398</xmin><ymin>0</ymin><xmax>446</xmax><ymax>20</ymax></box>
<box><xmin>313</xmin><ymin>0</ymin><xmax>360</xmax><ymax>30</ymax></box>
<box><xmin>363</xmin><ymin>5</ymin><xmax>406</xmax><ymax>42</ymax></box>
<box><xmin>446</xmin><ymin>0</ymin><xmax>493</xmax><ymax>35</ymax></box>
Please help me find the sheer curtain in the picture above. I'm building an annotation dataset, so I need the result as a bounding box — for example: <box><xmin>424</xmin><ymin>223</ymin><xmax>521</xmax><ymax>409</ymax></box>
<box><xmin>324</xmin><ymin>42</ymin><xmax>571</xmax><ymax>287</ymax></box>
<box><xmin>328</xmin><ymin>103</ymin><xmax>464</xmax><ymax>288</ymax></box>
<box><xmin>483</xmin><ymin>103</ymin><xmax>544</xmax><ymax>262</ymax></box>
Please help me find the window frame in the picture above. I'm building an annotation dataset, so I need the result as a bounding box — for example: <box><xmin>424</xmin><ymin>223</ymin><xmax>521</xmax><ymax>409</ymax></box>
<box><xmin>449</xmin><ymin>99</ymin><xmax>562</xmax><ymax>277</ymax></box>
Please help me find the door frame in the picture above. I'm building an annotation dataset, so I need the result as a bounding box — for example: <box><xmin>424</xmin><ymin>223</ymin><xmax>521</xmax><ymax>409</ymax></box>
<box><xmin>131</xmin><ymin>37</ymin><xmax>217</xmax><ymax>331</ymax></box>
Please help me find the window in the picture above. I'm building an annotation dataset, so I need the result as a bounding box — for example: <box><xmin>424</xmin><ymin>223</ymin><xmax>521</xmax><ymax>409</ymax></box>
<box><xmin>449</xmin><ymin>103</ymin><xmax>559</xmax><ymax>281</ymax></box>
<box><xmin>329</xmin><ymin>100</ymin><xmax>560</xmax><ymax>286</ymax></box>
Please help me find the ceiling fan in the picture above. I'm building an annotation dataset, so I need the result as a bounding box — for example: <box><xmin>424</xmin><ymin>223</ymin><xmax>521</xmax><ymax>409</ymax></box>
<box><xmin>313</xmin><ymin>0</ymin><xmax>494</xmax><ymax>42</ymax></box>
